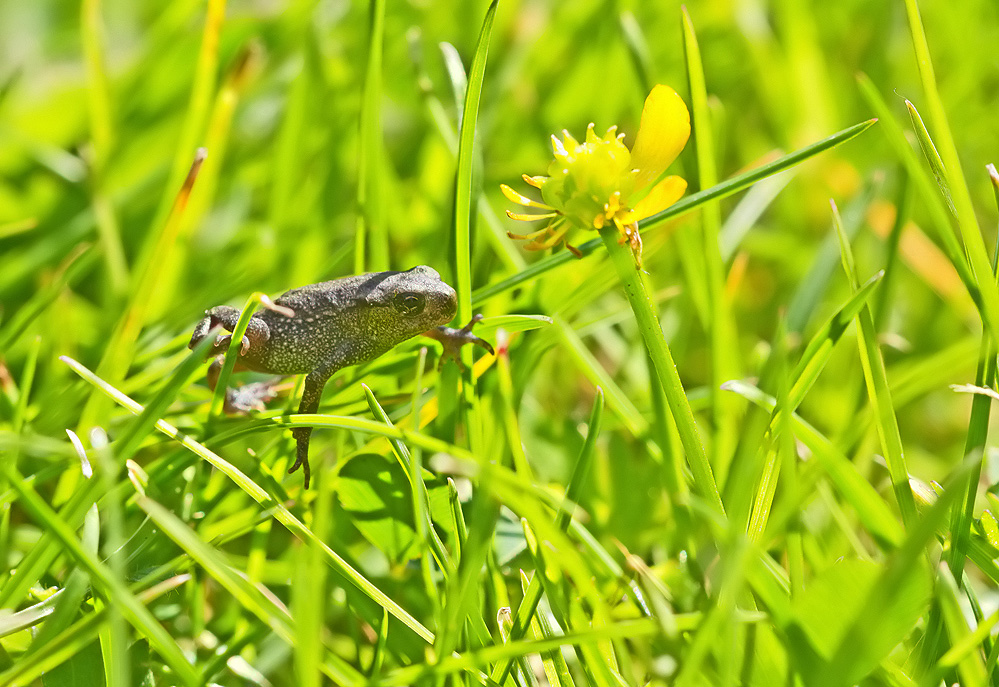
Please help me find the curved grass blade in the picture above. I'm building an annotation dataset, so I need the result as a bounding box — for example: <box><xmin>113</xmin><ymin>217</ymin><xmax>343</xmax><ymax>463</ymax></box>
<box><xmin>138</xmin><ymin>495</ymin><xmax>364</xmax><ymax>686</ymax></box>
<box><xmin>789</xmin><ymin>270</ymin><xmax>884</xmax><ymax>409</ymax></box>
<box><xmin>64</xmin><ymin>356</ymin><xmax>440</xmax><ymax>647</ymax></box>
<box><xmin>822</xmin><ymin>456</ymin><xmax>976</xmax><ymax>686</ymax></box>
<box><xmin>855</xmin><ymin>74</ymin><xmax>977</xmax><ymax>304</ymax></box>
<box><xmin>472</xmin><ymin>118</ymin><xmax>877</xmax><ymax>305</ymax></box>
<box><xmin>0</xmin><ymin>575</ymin><xmax>189</xmax><ymax>686</ymax></box>
<box><xmin>1</xmin><ymin>464</ymin><xmax>200</xmax><ymax>686</ymax></box>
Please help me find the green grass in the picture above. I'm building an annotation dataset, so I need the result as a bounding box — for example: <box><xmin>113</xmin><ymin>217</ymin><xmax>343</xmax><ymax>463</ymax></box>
<box><xmin>3</xmin><ymin>1</ymin><xmax>999</xmax><ymax>685</ymax></box>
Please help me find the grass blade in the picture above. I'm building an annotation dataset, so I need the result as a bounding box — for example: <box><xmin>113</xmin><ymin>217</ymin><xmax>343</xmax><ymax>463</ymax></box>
<box><xmin>831</xmin><ymin>201</ymin><xmax>917</xmax><ymax>529</ymax></box>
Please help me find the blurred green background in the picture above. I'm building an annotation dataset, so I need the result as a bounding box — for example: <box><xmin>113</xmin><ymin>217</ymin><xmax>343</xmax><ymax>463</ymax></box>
<box><xmin>4</xmin><ymin>0</ymin><xmax>999</xmax><ymax>685</ymax></box>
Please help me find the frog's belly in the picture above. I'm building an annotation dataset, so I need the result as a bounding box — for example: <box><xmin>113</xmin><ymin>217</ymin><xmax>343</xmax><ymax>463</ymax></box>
<box><xmin>243</xmin><ymin>340</ymin><xmax>334</xmax><ymax>376</ymax></box>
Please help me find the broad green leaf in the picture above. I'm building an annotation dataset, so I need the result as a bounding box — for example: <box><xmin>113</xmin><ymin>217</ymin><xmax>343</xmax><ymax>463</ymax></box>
<box><xmin>337</xmin><ymin>452</ymin><xmax>450</xmax><ymax>563</ymax></box>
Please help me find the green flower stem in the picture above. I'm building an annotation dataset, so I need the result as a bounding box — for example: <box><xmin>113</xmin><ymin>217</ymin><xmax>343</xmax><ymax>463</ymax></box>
<box><xmin>599</xmin><ymin>228</ymin><xmax>724</xmax><ymax>515</ymax></box>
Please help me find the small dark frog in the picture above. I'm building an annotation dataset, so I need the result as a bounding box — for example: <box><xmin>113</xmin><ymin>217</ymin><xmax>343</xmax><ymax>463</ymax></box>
<box><xmin>188</xmin><ymin>266</ymin><xmax>492</xmax><ymax>487</ymax></box>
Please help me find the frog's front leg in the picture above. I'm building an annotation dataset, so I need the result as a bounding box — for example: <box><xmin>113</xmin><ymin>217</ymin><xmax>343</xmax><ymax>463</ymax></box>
<box><xmin>191</xmin><ymin>306</ymin><xmax>275</xmax><ymax>411</ymax></box>
<box><xmin>425</xmin><ymin>314</ymin><xmax>496</xmax><ymax>371</ymax></box>
<box><xmin>288</xmin><ymin>360</ymin><xmax>340</xmax><ymax>489</ymax></box>
<box><xmin>189</xmin><ymin>305</ymin><xmax>271</xmax><ymax>356</ymax></box>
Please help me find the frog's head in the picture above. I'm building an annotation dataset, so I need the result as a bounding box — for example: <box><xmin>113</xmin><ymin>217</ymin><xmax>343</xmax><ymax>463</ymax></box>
<box><xmin>360</xmin><ymin>265</ymin><xmax>457</xmax><ymax>341</ymax></box>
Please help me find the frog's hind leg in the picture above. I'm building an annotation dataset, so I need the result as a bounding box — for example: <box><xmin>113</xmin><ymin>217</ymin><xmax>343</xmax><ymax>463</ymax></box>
<box><xmin>203</xmin><ymin>355</ymin><xmax>279</xmax><ymax>413</ymax></box>
<box><xmin>289</xmin><ymin>361</ymin><xmax>339</xmax><ymax>489</ymax></box>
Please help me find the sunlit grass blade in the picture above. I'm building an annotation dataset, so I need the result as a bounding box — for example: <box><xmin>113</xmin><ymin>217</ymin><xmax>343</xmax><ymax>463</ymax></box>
<box><xmin>521</xmin><ymin>571</ymin><xmax>576</xmax><ymax>687</ymax></box>
<box><xmin>789</xmin><ymin>270</ymin><xmax>884</xmax><ymax>408</ymax></box>
<box><xmin>11</xmin><ymin>335</ymin><xmax>40</xmax><ymax>434</ymax></box>
<box><xmin>81</xmin><ymin>147</ymin><xmax>208</xmax><ymax>429</ymax></box>
<box><xmin>362</xmin><ymin>380</ymin><xmax>454</xmax><ymax>583</ymax></box>
<box><xmin>831</xmin><ymin>201</ymin><xmax>917</xmax><ymax>529</ymax></box>
<box><xmin>0</xmin><ymin>460</ymin><xmax>104</xmax><ymax>609</ymax></box>
<box><xmin>786</xmin><ymin>183</ymin><xmax>876</xmax><ymax>334</ymax></box>
<box><xmin>61</xmin><ymin>356</ymin><xmax>452</xmax><ymax>652</ymax></box>
<box><xmin>471</xmin><ymin>314</ymin><xmax>552</xmax><ymax>339</ymax></box>
<box><xmin>91</xmin><ymin>429</ymin><xmax>129</xmax><ymax>687</ymax></box>
<box><xmin>208</xmin><ymin>292</ymin><xmax>293</xmax><ymax>420</ymax></box>
<box><xmin>935</xmin><ymin>566</ymin><xmax>988</xmax><ymax>685</ymax></box>
<box><xmin>553</xmin><ymin>316</ymin><xmax>647</xmax><ymax>437</ymax></box>
<box><xmin>147</xmin><ymin>0</ymin><xmax>225</xmax><ymax>232</ymax></box>
<box><xmin>473</xmin><ymin>118</ymin><xmax>877</xmax><ymax>305</ymax></box>
<box><xmin>24</xmin><ymin>431</ymin><xmax>99</xmax><ymax>652</ymax></box>
<box><xmin>682</xmin><ymin>7</ymin><xmax>740</xmax><ymax>481</ymax></box>
<box><xmin>855</xmin><ymin>74</ymin><xmax>977</xmax><ymax>302</ymax></box>
<box><xmin>384</xmin><ymin>619</ymin><xmax>663</xmax><ymax>687</ymax></box>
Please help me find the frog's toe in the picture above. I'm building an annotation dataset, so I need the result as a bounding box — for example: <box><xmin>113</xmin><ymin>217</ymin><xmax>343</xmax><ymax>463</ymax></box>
<box><xmin>427</xmin><ymin>314</ymin><xmax>495</xmax><ymax>370</ymax></box>
<box><xmin>288</xmin><ymin>432</ymin><xmax>312</xmax><ymax>489</ymax></box>
<box><xmin>214</xmin><ymin>333</ymin><xmax>251</xmax><ymax>356</ymax></box>
<box><xmin>225</xmin><ymin>381</ymin><xmax>279</xmax><ymax>413</ymax></box>
<box><xmin>188</xmin><ymin>315</ymin><xmax>214</xmax><ymax>349</ymax></box>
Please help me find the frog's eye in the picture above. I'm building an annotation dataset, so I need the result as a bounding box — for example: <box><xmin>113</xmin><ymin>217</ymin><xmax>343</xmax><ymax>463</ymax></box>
<box><xmin>393</xmin><ymin>291</ymin><xmax>426</xmax><ymax>316</ymax></box>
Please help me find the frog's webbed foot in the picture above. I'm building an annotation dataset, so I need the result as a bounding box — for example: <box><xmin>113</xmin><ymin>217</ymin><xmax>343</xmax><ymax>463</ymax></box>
<box><xmin>425</xmin><ymin>314</ymin><xmax>495</xmax><ymax>372</ymax></box>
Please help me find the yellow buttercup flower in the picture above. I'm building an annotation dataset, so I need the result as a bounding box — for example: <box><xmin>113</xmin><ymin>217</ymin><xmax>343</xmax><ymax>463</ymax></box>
<box><xmin>502</xmin><ymin>85</ymin><xmax>691</xmax><ymax>267</ymax></box>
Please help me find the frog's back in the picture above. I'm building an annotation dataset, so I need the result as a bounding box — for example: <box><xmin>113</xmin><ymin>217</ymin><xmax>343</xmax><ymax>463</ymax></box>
<box><xmin>273</xmin><ymin>273</ymin><xmax>381</xmax><ymax>312</ymax></box>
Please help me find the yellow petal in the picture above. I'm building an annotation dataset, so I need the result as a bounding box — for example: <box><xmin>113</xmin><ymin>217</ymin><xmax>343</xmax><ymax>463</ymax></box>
<box><xmin>500</xmin><ymin>183</ymin><xmax>552</xmax><ymax>209</ymax></box>
<box><xmin>629</xmin><ymin>85</ymin><xmax>691</xmax><ymax>190</ymax></box>
<box><xmin>633</xmin><ymin>175</ymin><xmax>687</xmax><ymax>221</ymax></box>
<box><xmin>523</xmin><ymin>174</ymin><xmax>546</xmax><ymax>188</ymax></box>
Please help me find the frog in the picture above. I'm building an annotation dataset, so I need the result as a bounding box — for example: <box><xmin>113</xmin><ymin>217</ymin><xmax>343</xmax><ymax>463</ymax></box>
<box><xmin>188</xmin><ymin>265</ymin><xmax>493</xmax><ymax>488</ymax></box>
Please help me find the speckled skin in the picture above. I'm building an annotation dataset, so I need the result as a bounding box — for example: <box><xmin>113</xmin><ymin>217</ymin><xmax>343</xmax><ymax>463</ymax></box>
<box><xmin>189</xmin><ymin>266</ymin><xmax>458</xmax><ymax>487</ymax></box>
